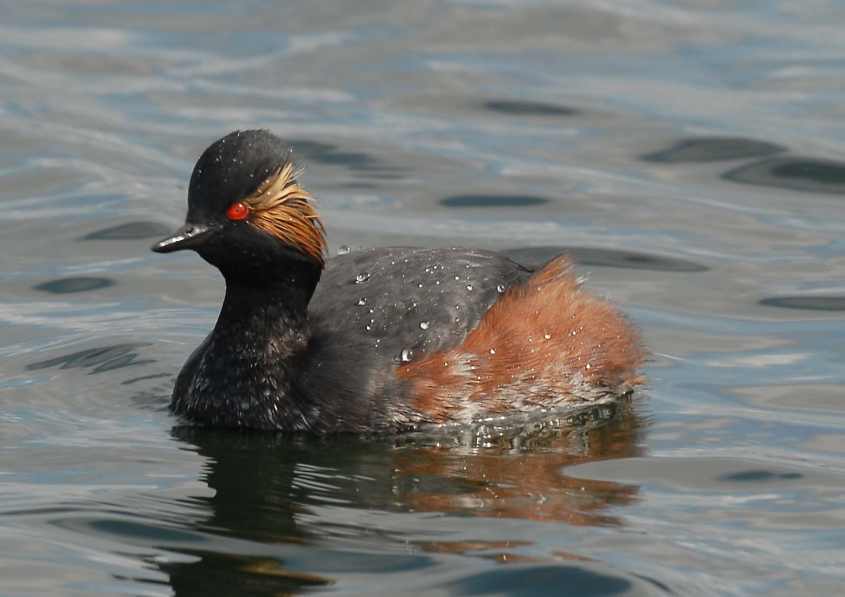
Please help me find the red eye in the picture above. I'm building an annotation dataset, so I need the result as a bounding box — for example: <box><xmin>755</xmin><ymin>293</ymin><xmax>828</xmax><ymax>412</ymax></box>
<box><xmin>226</xmin><ymin>201</ymin><xmax>250</xmax><ymax>221</ymax></box>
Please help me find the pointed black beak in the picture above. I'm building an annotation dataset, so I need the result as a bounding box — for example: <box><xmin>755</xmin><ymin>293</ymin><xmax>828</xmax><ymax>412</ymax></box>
<box><xmin>151</xmin><ymin>223</ymin><xmax>214</xmax><ymax>253</ymax></box>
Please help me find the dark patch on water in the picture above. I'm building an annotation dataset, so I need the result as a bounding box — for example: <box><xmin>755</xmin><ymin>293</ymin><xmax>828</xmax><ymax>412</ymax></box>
<box><xmin>759</xmin><ymin>296</ymin><xmax>845</xmax><ymax>311</ymax></box>
<box><xmin>482</xmin><ymin>99</ymin><xmax>579</xmax><ymax>117</ymax></box>
<box><xmin>112</xmin><ymin>575</ymin><xmax>170</xmax><ymax>589</ymax></box>
<box><xmin>442</xmin><ymin>565</ymin><xmax>635</xmax><ymax>596</ymax></box>
<box><xmin>87</xmin><ymin>519</ymin><xmax>203</xmax><ymax>543</ymax></box>
<box><xmin>723</xmin><ymin>157</ymin><xmax>845</xmax><ymax>194</ymax></box>
<box><xmin>125</xmin><ymin>373</ymin><xmax>175</xmax><ymax>411</ymax></box>
<box><xmin>642</xmin><ymin>137</ymin><xmax>785</xmax><ymax>163</ymax></box>
<box><xmin>634</xmin><ymin>573</ymin><xmax>676</xmax><ymax>595</ymax></box>
<box><xmin>34</xmin><ymin>276</ymin><xmax>115</xmax><ymax>294</ymax></box>
<box><xmin>441</xmin><ymin>194</ymin><xmax>550</xmax><ymax>208</ymax></box>
<box><xmin>156</xmin><ymin>550</ymin><xmax>334</xmax><ymax>596</ymax></box>
<box><xmin>122</xmin><ymin>372</ymin><xmax>173</xmax><ymax>385</ymax></box>
<box><xmin>82</xmin><ymin>221</ymin><xmax>171</xmax><ymax>240</ymax></box>
<box><xmin>26</xmin><ymin>343</ymin><xmax>154</xmax><ymax>374</ymax></box>
<box><xmin>502</xmin><ymin>246</ymin><xmax>708</xmax><ymax>272</ymax></box>
<box><xmin>719</xmin><ymin>470</ymin><xmax>803</xmax><ymax>482</ymax></box>
<box><xmin>290</xmin><ymin>139</ymin><xmax>405</xmax><ymax>179</ymax></box>
<box><xmin>128</xmin><ymin>389</ymin><xmax>172</xmax><ymax>411</ymax></box>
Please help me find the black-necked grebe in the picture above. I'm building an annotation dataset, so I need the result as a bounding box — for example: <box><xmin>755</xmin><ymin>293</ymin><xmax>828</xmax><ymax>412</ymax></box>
<box><xmin>152</xmin><ymin>130</ymin><xmax>644</xmax><ymax>432</ymax></box>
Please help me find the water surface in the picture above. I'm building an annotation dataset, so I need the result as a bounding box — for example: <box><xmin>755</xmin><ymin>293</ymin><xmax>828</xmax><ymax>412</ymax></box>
<box><xmin>2</xmin><ymin>1</ymin><xmax>845</xmax><ymax>595</ymax></box>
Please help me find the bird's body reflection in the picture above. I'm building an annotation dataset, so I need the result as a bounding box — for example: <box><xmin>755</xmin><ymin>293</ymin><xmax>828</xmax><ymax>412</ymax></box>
<box><xmin>156</xmin><ymin>400</ymin><xmax>646</xmax><ymax>595</ymax></box>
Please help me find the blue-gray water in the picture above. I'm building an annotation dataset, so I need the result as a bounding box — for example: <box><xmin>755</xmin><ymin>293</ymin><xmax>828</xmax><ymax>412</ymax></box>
<box><xmin>2</xmin><ymin>1</ymin><xmax>845</xmax><ymax>595</ymax></box>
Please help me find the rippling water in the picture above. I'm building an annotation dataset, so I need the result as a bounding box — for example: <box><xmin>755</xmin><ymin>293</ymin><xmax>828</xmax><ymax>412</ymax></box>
<box><xmin>2</xmin><ymin>1</ymin><xmax>845</xmax><ymax>595</ymax></box>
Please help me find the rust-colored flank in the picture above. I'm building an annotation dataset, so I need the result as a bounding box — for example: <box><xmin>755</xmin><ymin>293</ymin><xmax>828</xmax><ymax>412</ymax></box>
<box><xmin>244</xmin><ymin>161</ymin><xmax>327</xmax><ymax>266</ymax></box>
<box><xmin>397</xmin><ymin>256</ymin><xmax>645</xmax><ymax>423</ymax></box>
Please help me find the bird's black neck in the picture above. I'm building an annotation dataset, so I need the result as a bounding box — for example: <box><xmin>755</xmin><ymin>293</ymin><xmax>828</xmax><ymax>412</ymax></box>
<box><xmin>215</xmin><ymin>259</ymin><xmax>320</xmax><ymax>353</ymax></box>
<box><xmin>173</xmin><ymin>261</ymin><xmax>324</xmax><ymax>430</ymax></box>
<box><xmin>217</xmin><ymin>280</ymin><xmax>309</xmax><ymax>338</ymax></box>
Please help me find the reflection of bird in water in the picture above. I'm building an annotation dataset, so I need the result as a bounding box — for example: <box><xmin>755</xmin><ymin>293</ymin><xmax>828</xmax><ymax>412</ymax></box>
<box><xmin>395</xmin><ymin>399</ymin><xmax>644</xmax><ymax>529</ymax></box>
<box><xmin>152</xmin><ymin>129</ymin><xmax>644</xmax><ymax>432</ymax></box>
<box><xmin>152</xmin><ymin>401</ymin><xmax>644</xmax><ymax>594</ymax></box>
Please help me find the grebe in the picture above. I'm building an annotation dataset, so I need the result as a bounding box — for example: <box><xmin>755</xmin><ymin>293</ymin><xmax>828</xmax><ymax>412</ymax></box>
<box><xmin>152</xmin><ymin>130</ymin><xmax>644</xmax><ymax>432</ymax></box>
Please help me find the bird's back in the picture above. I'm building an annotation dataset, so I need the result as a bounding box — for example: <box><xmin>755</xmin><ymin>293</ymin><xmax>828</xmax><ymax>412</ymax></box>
<box><xmin>310</xmin><ymin>247</ymin><xmax>532</xmax><ymax>362</ymax></box>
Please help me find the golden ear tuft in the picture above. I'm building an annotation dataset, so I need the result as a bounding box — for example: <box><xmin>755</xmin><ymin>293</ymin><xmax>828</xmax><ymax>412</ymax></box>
<box><xmin>243</xmin><ymin>160</ymin><xmax>326</xmax><ymax>266</ymax></box>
